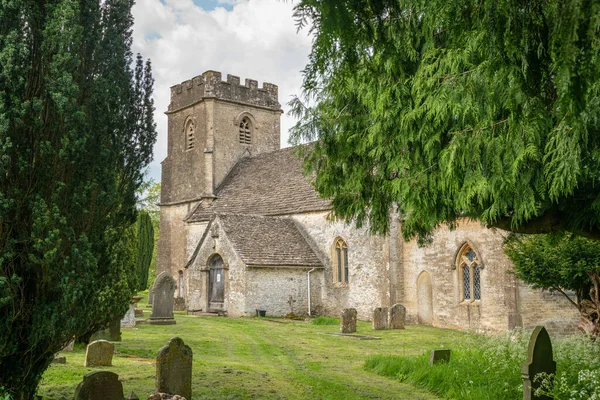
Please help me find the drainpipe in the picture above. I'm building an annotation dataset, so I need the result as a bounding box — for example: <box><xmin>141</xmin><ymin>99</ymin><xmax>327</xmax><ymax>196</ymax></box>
<box><xmin>307</xmin><ymin>268</ymin><xmax>317</xmax><ymax>316</ymax></box>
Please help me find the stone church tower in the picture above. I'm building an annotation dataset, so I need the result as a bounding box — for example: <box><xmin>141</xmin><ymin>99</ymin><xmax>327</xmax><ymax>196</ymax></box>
<box><xmin>158</xmin><ymin>71</ymin><xmax>283</xmax><ymax>279</ymax></box>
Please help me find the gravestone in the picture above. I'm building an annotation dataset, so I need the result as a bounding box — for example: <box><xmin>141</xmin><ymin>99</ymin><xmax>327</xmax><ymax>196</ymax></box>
<box><xmin>85</xmin><ymin>340</ymin><xmax>114</xmax><ymax>367</ymax></box>
<box><xmin>174</xmin><ymin>297</ymin><xmax>186</xmax><ymax>311</ymax></box>
<box><xmin>390</xmin><ymin>303</ymin><xmax>406</xmax><ymax>329</ymax></box>
<box><xmin>372</xmin><ymin>307</ymin><xmax>389</xmax><ymax>330</ymax></box>
<box><xmin>125</xmin><ymin>392</ymin><xmax>139</xmax><ymax>400</ymax></box>
<box><xmin>121</xmin><ymin>303</ymin><xmax>136</xmax><ymax>328</ymax></box>
<box><xmin>91</xmin><ymin>318</ymin><xmax>121</xmax><ymax>342</ymax></box>
<box><xmin>62</xmin><ymin>338</ymin><xmax>75</xmax><ymax>351</ymax></box>
<box><xmin>522</xmin><ymin>326</ymin><xmax>556</xmax><ymax>400</ymax></box>
<box><xmin>73</xmin><ymin>371</ymin><xmax>124</xmax><ymax>400</ymax></box>
<box><xmin>52</xmin><ymin>355</ymin><xmax>66</xmax><ymax>364</ymax></box>
<box><xmin>340</xmin><ymin>308</ymin><xmax>357</xmax><ymax>333</ymax></box>
<box><xmin>430</xmin><ymin>349</ymin><xmax>451</xmax><ymax>365</ymax></box>
<box><xmin>149</xmin><ymin>272</ymin><xmax>176</xmax><ymax>325</ymax></box>
<box><xmin>148</xmin><ymin>282</ymin><xmax>154</xmax><ymax>306</ymax></box>
<box><xmin>156</xmin><ymin>337</ymin><xmax>193</xmax><ymax>399</ymax></box>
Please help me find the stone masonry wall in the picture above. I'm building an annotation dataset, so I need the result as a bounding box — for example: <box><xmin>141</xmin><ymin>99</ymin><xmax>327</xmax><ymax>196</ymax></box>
<box><xmin>292</xmin><ymin>212</ymin><xmax>389</xmax><ymax>320</ymax></box>
<box><xmin>518</xmin><ymin>285</ymin><xmax>580</xmax><ymax>336</ymax></box>
<box><xmin>157</xmin><ymin>201</ymin><xmax>200</xmax><ymax>278</ymax></box>
<box><xmin>401</xmin><ymin>219</ymin><xmax>579</xmax><ymax>334</ymax></box>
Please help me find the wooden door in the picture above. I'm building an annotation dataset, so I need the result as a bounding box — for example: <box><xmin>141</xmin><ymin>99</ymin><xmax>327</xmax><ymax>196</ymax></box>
<box><xmin>208</xmin><ymin>255</ymin><xmax>225</xmax><ymax>311</ymax></box>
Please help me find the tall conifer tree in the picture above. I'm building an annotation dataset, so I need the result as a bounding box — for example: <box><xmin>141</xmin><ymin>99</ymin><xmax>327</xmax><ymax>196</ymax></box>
<box><xmin>0</xmin><ymin>0</ymin><xmax>156</xmax><ymax>396</ymax></box>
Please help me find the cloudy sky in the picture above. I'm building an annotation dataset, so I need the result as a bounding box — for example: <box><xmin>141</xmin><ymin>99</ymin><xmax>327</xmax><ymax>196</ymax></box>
<box><xmin>131</xmin><ymin>0</ymin><xmax>312</xmax><ymax>182</ymax></box>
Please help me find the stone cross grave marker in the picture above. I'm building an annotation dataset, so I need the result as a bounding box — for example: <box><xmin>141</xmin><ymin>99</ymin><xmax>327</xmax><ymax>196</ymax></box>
<box><xmin>156</xmin><ymin>337</ymin><xmax>193</xmax><ymax>400</ymax></box>
<box><xmin>430</xmin><ymin>349</ymin><xmax>451</xmax><ymax>365</ymax></box>
<box><xmin>372</xmin><ymin>307</ymin><xmax>389</xmax><ymax>330</ymax></box>
<box><xmin>390</xmin><ymin>303</ymin><xmax>406</xmax><ymax>329</ymax></box>
<box><xmin>73</xmin><ymin>371</ymin><xmax>124</xmax><ymax>400</ymax></box>
<box><xmin>84</xmin><ymin>340</ymin><xmax>114</xmax><ymax>367</ymax></box>
<box><xmin>522</xmin><ymin>326</ymin><xmax>556</xmax><ymax>400</ymax></box>
<box><xmin>287</xmin><ymin>296</ymin><xmax>296</xmax><ymax>314</ymax></box>
<box><xmin>340</xmin><ymin>308</ymin><xmax>357</xmax><ymax>333</ymax></box>
<box><xmin>149</xmin><ymin>272</ymin><xmax>177</xmax><ymax>325</ymax></box>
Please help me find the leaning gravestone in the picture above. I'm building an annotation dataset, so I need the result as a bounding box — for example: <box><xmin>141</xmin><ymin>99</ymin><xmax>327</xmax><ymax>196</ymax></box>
<box><xmin>91</xmin><ymin>318</ymin><xmax>121</xmax><ymax>342</ymax></box>
<box><xmin>390</xmin><ymin>303</ymin><xmax>406</xmax><ymax>329</ymax></box>
<box><xmin>73</xmin><ymin>371</ymin><xmax>124</xmax><ymax>400</ymax></box>
<box><xmin>372</xmin><ymin>307</ymin><xmax>389</xmax><ymax>330</ymax></box>
<box><xmin>149</xmin><ymin>272</ymin><xmax>177</xmax><ymax>325</ymax></box>
<box><xmin>430</xmin><ymin>349</ymin><xmax>451</xmax><ymax>365</ymax></box>
<box><xmin>522</xmin><ymin>326</ymin><xmax>556</xmax><ymax>400</ymax></box>
<box><xmin>156</xmin><ymin>337</ymin><xmax>193</xmax><ymax>400</ymax></box>
<box><xmin>340</xmin><ymin>308</ymin><xmax>357</xmax><ymax>333</ymax></box>
<box><xmin>85</xmin><ymin>340</ymin><xmax>114</xmax><ymax>367</ymax></box>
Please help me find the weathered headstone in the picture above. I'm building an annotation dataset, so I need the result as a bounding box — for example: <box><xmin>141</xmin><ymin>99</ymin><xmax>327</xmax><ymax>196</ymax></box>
<box><xmin>430</xmin><ymin>349</ymin><xmax>451</xmax><ymax>365</ymax></box>
<box><xmin>121</xmin><ymin>304</ymin><xmax>136</xmax><ymax>328</ymax></box>
<box><xmin>147</xmin><ymin>282</ymin><xmax>154</xmax><ymax>306</ymax></box>
<box><xmin>149</xmin><ymin>272</ymin><xmax>177</xmax><ymax>325</ymax></box>
<box><xmin>174</xmin><ymin>297</ymin><xmax>186</xmax><ymax>311</ymax></box>
<box><xmin>62</xmin><ymin>338</ymin><xmax>75</xmax><ymax>351</ymax></box>
<box><xmin>84</xmin><ymin>340</ymin><xmax>114</xmax><ymax>367</ymax></box>
<box><xmin>125</xmin><ymin>391</ymin><xmax>139</xmax><ymax>400</ymax></box>
<box><xmin>390</xmin><ymin>303</ymin><xmax>406</xmax><ymax>329</ymax></box>
<box><xmin>156</xmin><ymin>337</ymin><xmax>193</xmax><ymax>400</ymax></box>
<box><xmin>522</xmin><ymin>326</ymin><xmax>556</xmax><ymax>400</ymax></box>
<box><xmin>73</xmin><ymin>371</ymin><xmax>124</xmax><ymax>400</ymax></box>
<box><xmin>91</xmin><ymin>318</ymin><xmax>121</xmax><ymax>342</ymax></box>
<box><xmin>52</xmin><ymin>355</ymin><xmax>66</xmax><ymax>364</ymax></box>
<box><xmin>340</xmin><ymin>308</ymin><xmax>357</xmax><ymax>333</ymax></box>
<box><xmin>372</xmin><ymin>307</ymin><xmax>389</xmax><ymax>330</ymax></box>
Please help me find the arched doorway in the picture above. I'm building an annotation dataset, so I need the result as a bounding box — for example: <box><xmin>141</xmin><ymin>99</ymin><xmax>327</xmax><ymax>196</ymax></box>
<box><xmin>417</xmin><ymin>271</ymin><xmax>433</xmax><ymax>325</ymax></box>
<box><xmin>208</xmin><ymin>255</ymin><xmax>225</xmax><ymax>312</ymax></box>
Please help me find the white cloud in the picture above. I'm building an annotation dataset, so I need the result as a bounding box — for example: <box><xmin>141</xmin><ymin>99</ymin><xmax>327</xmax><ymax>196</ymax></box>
<box><xmin>131</xmin><ymin>0</ymin><xmax>311</xmax><ymax>182</ymax></box>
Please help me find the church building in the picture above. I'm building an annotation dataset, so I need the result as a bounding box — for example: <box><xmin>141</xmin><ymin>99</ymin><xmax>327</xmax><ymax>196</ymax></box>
<box><xmin>157</xmin><ymin>70</ymin><xmax>579</xmax><ymax>335</ymax></box>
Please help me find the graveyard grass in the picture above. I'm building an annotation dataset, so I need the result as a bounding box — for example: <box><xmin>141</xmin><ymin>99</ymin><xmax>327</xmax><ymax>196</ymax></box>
<box><xmin>38</xmin><ymin>303</ymin><xmax>450</xmax><ymax>399</ymax></box>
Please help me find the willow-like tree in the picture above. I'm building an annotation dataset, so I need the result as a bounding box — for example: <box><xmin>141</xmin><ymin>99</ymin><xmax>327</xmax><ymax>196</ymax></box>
<box><xmin>0</xmin><ymin>0</ymin><xmax>156</xmax><ymax>396</ymax></box>
<box><xmin>290</xmin><ymin>1</ymin><xmax>600</xmax><ymax>243</ymax></box>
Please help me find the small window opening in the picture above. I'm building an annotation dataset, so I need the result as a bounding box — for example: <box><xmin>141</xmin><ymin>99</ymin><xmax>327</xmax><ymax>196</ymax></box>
<box><xmin>239</xmin><ymin>117</ymin><xmax>252</xmax><ymax>144</ymax></box>
<box><xmin>333</xmin><ymin>238</ymin><xmax>349</xmax><ymax>283</ymax></box>
<box><xmin>186</xmin><ymin>121</ymin><xmax>195</xmax><ymax>150</ymax></box>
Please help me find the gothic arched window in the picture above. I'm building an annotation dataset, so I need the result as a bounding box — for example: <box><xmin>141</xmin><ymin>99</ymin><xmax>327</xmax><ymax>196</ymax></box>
<box><xmin>333</xmin><ymin>237</ymin><xmax>349</xmax><ymax>283</ymax></box>
<box><xmin>185</xmin><ymin>120</ymin><xmax>195</xmax><ymax>150</ymax></box>
<box><xmin>457</xmin><ymin>244</ymin><xmax>482</xmax><ymax>301</ymax></box>
<box><xmin>239</xmin><ymin>117</ymin><xmax>252</xmax><ymax>144</ymax></box>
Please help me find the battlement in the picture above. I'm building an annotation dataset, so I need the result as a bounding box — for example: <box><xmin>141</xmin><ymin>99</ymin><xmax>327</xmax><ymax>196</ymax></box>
<box><xmin>167</xmin><ymin>70</ymin><xmax>281</xmax><ymax>112</ymax></box>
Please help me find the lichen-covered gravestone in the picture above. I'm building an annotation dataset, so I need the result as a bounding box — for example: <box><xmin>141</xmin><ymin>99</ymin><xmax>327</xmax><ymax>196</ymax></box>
<box><xmin>340</xmin><ymin>308</ymin><xmax>357</xmax><ymax>333</ymax></box>
<box><xmin>149</xmin><ymin>272</ymin><xmax>177</xmax><ymax>325</ymax></box>
<box><xmin>84</xmin><ymin>340</ymin><xmax>114</xmax><ymax>367</ymax></box>
<box><xmin>390</xmin><ymin>303</ymin><xmax>406</xmax><ymax>329</ymax></box>
<box><xmin>372</xmin><ymin>307</ymin><xmax>388</xmax><ymax>330</ymax></box>
<box><xmin>522</xmin><ymin>326</ymin><xmax>556</xmax><ymax>400</ymax></box>
<box><xmin>430</xmin><ymin>349</ymin><xmax>451</xmax><ymax>365</ymax></box>
<box><xmin>156</xmin><ymin>337</ymin><xmax>193</xmax><ymax>399</ymax></box>
<box><xmin>73</xmin><ymin>371</ymin><xmax>124</xmax><ymax>400</ymax></box>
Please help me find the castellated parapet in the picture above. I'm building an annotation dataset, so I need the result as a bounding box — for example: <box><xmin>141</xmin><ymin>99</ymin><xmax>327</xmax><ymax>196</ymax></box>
<box><xmin>168</xmin><ymin>70</ymin><xmax>281</xmax><ymax>112</ymax></box>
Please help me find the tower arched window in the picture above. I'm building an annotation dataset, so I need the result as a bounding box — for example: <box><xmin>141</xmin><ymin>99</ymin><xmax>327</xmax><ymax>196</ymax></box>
<box><xmin>457</xmin><ymin>243</ymin><xmax>482</xmax><ymax>301</ymax></box>
<box><xmin>239</xmin><ymin>117</ymin><xmax>252</xmax><ymax>144</ymax></box>
<box><xmin>185</xmin><ymin>120</ymin><xmax>195</xmax><ymax>150</ymax></box>
<box><xmin>333</xmin><ymin>238</ymin><xmax>349</xmax><ymax>283</ymax></box>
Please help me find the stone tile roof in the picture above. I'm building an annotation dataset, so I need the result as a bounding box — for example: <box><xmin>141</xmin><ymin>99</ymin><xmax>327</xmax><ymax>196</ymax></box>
<box><xmin>186</xmin><ymin>147</ymin><xmax>331</xmax><ymax>222</ymax></box>
<box><xmin>218</xmin><ymin>214</ymin><xmax>323</xmax><ymax>267</ymax></box>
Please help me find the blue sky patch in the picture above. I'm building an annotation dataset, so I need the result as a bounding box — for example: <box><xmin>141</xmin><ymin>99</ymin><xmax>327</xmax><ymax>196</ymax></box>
<box><xmin>145</xmin><ymin>32</ymin><xmax>162</xmax><ymax>41</ymax></box>
<box><xmin>192</xmin><ymin>0</ymin><xmax>235</xmax><ymax>12</ymax></box>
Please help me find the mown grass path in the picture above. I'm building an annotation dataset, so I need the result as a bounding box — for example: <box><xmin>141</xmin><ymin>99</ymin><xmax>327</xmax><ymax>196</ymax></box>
<box><xmin>39</xmin><ymin>312</ymin><xmax>464</xmax><ymax>399</ymax></box>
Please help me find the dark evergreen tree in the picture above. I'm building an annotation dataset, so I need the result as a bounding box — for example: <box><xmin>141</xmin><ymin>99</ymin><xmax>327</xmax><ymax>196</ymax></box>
<box><xmin>0</xmin><ymin>0</ymin><xmax>156</xmax><ymax>396</ymax></box>
<box><xmin>290</xmin><ymin>1</ymin><xmax>600</xmax><ymax>244</ymax></box>
<box><xmin>504</xmin><ymin>234</ymin><xmax>600</xmax><ymax>336</ymax></box>
<box><xmin>136</xmin><ymin>210</ymin><xmax>154</xmax><ymax>291</ymax></box>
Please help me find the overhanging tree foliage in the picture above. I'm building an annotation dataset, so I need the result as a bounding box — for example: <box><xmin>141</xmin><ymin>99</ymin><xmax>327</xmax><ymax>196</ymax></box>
<box><xmin>0</xmin><ymin>0</ymin><xmax>156</xmax><ymax>396</ymax></box>
<box><xmin>504</xmin><ymin>234</ymin><xmax>600</xmax><ymax>336</ymax></box>
<box><xmin>290</xmin><ymin>1</ymin><xmax>600</xmax><ymax>243</ymax></box>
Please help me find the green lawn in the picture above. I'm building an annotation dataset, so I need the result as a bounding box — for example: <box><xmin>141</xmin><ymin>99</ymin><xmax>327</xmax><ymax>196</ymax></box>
<box><xmin>38</xmin><ymin>311</ymin><xmax>463</xmax><ymax>399</ymax></box>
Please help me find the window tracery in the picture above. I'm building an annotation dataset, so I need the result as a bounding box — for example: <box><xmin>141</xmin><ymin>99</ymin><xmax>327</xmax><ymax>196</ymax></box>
<box><xmin>333</xmin><ymin>238</ymin><xmax>348</xmax><ymax>283</ymax></box>
<box><xmin>239</xmin><ymin>117</ymin><xmax>252</xmax><ymax>144</ymax></box>
<box><xmin>457</xmin><ymin>243</ymin><xmax>482</xmax><ymax>301</ymax></box>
